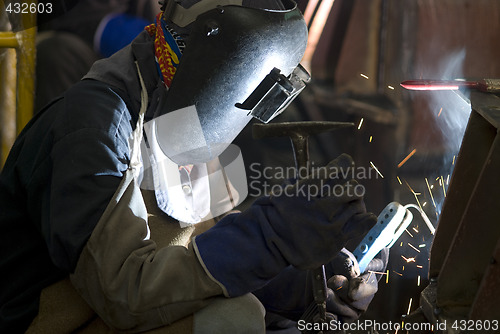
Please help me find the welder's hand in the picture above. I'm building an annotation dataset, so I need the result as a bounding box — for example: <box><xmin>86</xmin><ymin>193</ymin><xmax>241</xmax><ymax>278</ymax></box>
<box><xmin>193</xmin><ymin>154</ymin><xmax>376</xmax><ymax>298</ymax></box>
<box><xmin>326</xmin><ymin>248</ymin><xmax>389</xmax><ymax>323</ymax></box>
<box><xmin>252</xmin><ymin>248</ymin><xmax>388</xmax><ymax>323</ymax></box>
<box><xmin>268</xmin><ymin>154</ymin><xmax>377</xmax><ymax>270</ymax></box>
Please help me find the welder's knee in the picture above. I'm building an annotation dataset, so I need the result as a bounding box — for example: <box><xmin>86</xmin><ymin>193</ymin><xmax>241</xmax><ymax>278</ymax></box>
<box><xmin>193</xmin><ymin>293</ymin><xmax>266</xmax><ymax>334</ymax></box>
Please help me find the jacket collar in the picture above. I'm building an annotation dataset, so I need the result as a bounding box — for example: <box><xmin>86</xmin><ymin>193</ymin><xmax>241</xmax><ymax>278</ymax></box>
<box><xmin>83</xmin><ymin>31</ymin><xmax>162</xmax><ymax>121</ymax></box>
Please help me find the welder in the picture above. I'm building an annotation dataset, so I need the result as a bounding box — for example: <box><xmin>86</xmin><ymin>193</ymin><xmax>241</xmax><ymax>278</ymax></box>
<box><xmin>0</xmin><ymin>0</ymin><xmax>387</xmax><ymax>332</ymax></box>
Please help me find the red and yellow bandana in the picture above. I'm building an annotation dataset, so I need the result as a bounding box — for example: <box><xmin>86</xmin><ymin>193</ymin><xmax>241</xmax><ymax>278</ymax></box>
<box><xmin>145</xmin><ymin>13</ymin><xmax>185</xmax><ymax>88</ymax></box>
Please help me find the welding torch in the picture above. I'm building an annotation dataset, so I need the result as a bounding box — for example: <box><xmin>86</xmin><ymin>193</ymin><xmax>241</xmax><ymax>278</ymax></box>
<box><xmin>353</xmin><ymin>201</ymin><xmax>435</xmax><ymax>274</ymax></box>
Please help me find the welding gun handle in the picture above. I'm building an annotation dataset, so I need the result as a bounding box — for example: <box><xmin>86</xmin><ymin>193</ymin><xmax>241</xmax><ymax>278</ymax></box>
<box><xmin>353</xmin><ymin>202</ymin><xmax>411</xmax><ymax>273</ymax></box>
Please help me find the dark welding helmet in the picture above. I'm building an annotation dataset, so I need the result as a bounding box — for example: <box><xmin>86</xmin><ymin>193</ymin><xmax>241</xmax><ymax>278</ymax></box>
<box><xmin>151</xmin><ymin>0</ymin><xmax>310</xmax><ymax>165</ymax></box>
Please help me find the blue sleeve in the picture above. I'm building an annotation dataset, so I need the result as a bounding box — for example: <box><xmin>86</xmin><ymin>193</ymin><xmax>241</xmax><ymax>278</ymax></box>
<box><xmin>194</xmin><ymin>197</ymin><xmax>289</xmax><ymax>297</ymax></box>
<box><xmin>39</xmin><ymin>81</ymin><xmax>133</xmax><ymax>271</ymax></box>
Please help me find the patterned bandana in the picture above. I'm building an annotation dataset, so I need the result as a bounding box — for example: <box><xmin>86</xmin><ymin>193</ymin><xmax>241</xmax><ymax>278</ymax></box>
<box><xmin>145</xmin><ymin>13</ymin><xmax>185</xmax><ymax>88</ymax></box>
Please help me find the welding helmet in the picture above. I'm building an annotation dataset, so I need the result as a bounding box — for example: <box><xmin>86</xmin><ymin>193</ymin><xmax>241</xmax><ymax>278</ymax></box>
<box><xmin>151</xmin><ymin>0</ymin><xmax>310</xmax><ymax>165</ymax></box>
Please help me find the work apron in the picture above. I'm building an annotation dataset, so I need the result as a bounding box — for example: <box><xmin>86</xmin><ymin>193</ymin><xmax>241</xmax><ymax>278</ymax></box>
<box><xmin>25</xmin><ymin>193</ymin><xmax>243</xmax><ymax>334</ymax></box>
<box><xmin>26</xmin><ymin>63</ymin><xmax>265</xmax><ymax>333</ymax></box>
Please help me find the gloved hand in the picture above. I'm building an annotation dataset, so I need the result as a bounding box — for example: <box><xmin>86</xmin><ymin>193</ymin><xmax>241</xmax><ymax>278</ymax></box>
<box><xmin>194</xmin><ymin>154</ymin><xmax>377</xmax><ymax>297</ymax></box>
<box><xmin>253</xmin><ymin>248</ymin><xmax>389</xmax><ymax>324</ymax></box>
<box><xmin>266</xmin><ymin>154</ymin><xmax>377</xmax><ymax>270</ymax></box>
<box><xmin>325</xmin><ymin>247</ymin><xmax>389</xmax><ymax>323</ymax></box>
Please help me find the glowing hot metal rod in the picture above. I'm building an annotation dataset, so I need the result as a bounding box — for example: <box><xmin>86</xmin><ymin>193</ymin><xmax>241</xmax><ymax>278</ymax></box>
<box><xmin>400</xmin><ymin>79</ymin><xmax>500</xmax><ymax>92</ymax></box>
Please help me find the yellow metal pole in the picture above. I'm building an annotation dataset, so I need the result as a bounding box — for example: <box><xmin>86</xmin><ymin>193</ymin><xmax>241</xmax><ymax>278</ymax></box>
<box><xmin>0</xmin><ymin>49</ymin><xmax>17</xmax><ymax>167</ymax></box>
<box><xmin>16</xmin><ymin>1</ymin><xmax>37</xmax><ymax>134</ymax></box>
<box><xmin>0</xmin><ymin>1</ymin><xmax>37</xmax><ymax>168</ymax></box>
<box><xmin>0</xmin><ymin>31</ymin><xmax>19</xmax><ymax>48</ymax></box>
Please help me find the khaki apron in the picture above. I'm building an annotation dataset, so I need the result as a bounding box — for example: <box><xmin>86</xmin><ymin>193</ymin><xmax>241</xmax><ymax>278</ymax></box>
<box><xmin>26</xmin><ymin>191</ymin><xmax>263</xmax><ymax>334</ymax></box>
<box><xmin>26</xmin><ymin>63</ymin><xmax>265</xmax><ymax>333</ymax></box>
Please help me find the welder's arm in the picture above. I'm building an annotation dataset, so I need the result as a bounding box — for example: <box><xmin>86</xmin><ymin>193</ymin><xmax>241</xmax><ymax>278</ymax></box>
<box><xmin>194</xmin><ymin>154</ymin><xmax>377</xmax><ymax>297</ymax></box>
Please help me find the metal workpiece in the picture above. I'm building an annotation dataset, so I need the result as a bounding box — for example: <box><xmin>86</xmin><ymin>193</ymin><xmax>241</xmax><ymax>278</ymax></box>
<box><xmin>416</xmin><ymin>281</ymin><xmax>469</xmax><ymax>334</ymax></box>
<box><xmin>482</xmin><ymin>79</ymin><xmax>500</xmax><ymax>93</ymax></box>
<box><xmin>419</xmin><ymin>91</ymin><xmax>500</xmax><ymax>328</ymax></box>
<box><xmin>428</xmin><ymin>111</ymin><xmax>494</xmax><ymax>278</ymax></box>
<box><xmin>469</xmin><ymin>239</ymin><xmax>500</xmax><ymax>322</ymax></box>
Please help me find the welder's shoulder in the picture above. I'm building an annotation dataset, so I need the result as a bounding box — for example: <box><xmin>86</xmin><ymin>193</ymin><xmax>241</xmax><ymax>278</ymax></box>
<box><xmin>58</xmin><ymin>79</ymin><xmax>134</xmax><ymax>140</ymax></box>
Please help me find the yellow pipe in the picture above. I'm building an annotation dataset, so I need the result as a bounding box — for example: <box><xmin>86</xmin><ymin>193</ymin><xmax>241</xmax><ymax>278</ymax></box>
<box><xmin>16</xmin><ymin>26</ymin><xmax>36</xmax><ymax>134</ymax></box>
<box><xmin>16</xmin><ymin>1</ymin><xmax>37</xmax><ymax>134</ymax></box>
<box><xmin>0</xmin><ymin>1</ymin><xmax>37</xmax><ymax>169</ymax></box>
<box><xmin>0</xmin><ymin>49</ymin><xmax>17</xmax><ymax>167</ymax></box>
<box><xmin>0</xmin><ymin>32</ymin><xmax>19</xmax><ymax>48</ymax></box>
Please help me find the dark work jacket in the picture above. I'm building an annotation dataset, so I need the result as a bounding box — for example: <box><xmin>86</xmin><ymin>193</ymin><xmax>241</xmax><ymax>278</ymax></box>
<box><xmin>0</xmin><ymin>31</ymin><xmax>161</xmax><ymax>333</ymax></box>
